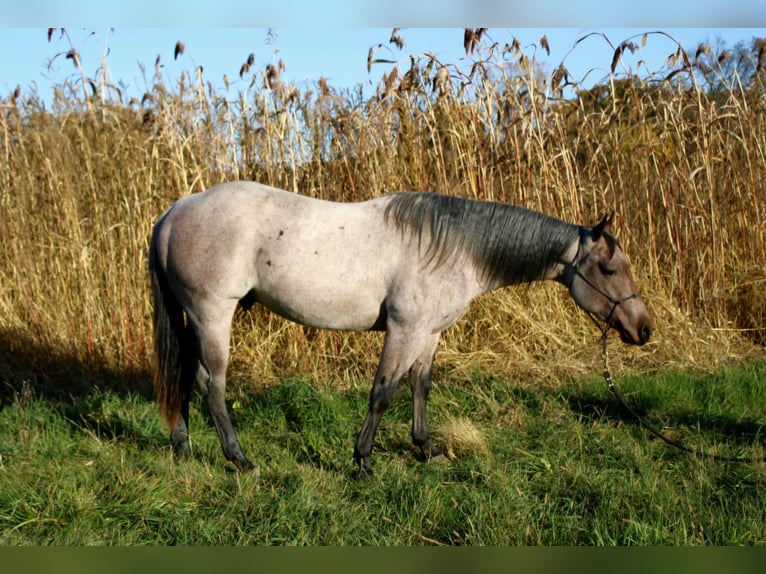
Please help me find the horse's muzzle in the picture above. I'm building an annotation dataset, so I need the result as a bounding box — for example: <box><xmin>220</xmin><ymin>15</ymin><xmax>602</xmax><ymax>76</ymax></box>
<box><xmin>617</xmin><ymin>320</ymin><xmax>652</xmax><ymax>346</ymax></box>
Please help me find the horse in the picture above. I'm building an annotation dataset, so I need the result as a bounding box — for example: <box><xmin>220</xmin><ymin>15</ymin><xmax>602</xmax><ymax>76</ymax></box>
<box><xmin>149</xmin><ymin>181</ymin><xmax>652</xmax><ymax>472</ymax></box>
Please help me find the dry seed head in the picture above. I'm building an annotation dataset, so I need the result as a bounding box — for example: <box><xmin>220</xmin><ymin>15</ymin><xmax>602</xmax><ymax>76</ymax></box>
<box><xmin>66</xmin><ymin>49</ymin><xmax>80</xmax><ymax>68</ymax></box>
<box><xmin>389</xmin><ymin>28</ymin><xmax>405</xmax><ymax>50</ymax></box>
<box><xmin>611</xmin><ymin>41</ymin><xmax>639</xmax><ymax>73</ymax></box>
<box><xmin>142</xmin><ymin>109</ymin><xmax>155</xmax><ymax>126</ymax></box>
<box><xmin>551</xmin><ymin>64</ymin><xmax>570</xmax><ymax>95</ymax></box>
<box><xmin>247</xmin><ymin>53</ymin><xmax>255</xmax><ymax>66</ymax></box>
<box><xmin>540</xmin><ymin>34</ymin><xmax>550</xmax><ymax>56</ymax></box>
<box><xmin>463</xmin><ymin>29</ymin><xmax>473</xmax><ymax>54</ymax></box>
<box><xmin>463</xmin><ymin>28</ymin><xmax>487</xmax><ymax>55</ymax></box>
<box><xmin>239</xmin><ymin>62</ymin><xmax>250</xmax><ymax>78</ymax></box>
<box><xmin>695</xmin><ymin>43</ymin><xmax>711</xmax><ymax>60</ymax></box>
<box><xmin>264</xmin><ymin>63</ymin><xmax>280</xmax><ymax>90</ymax></box>
<box><xmin>379</xmin><ymin>68</ymin><xmax>399</xmax><ymax>100</ymax></box>
<box><xmin>614</xmin><ymin>43</ymin><xmax>631</xmax><ymax>73</ymax></box>
<box><xmin>174</xmin><ymin>41</ymin><xmax>185</xmax><ymax>60</ymax></box>
<box><xmin>399</xmin><ymin>55</ymin><xmax>419</xmax><ymax>92</ymax></box>
<box><xmin>318</xmin><ymin>76</ymin><xmax>330</xmax><ymax>97</ymax></box>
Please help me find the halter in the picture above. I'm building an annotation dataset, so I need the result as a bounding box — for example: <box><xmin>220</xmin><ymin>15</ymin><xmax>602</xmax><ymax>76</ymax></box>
<box><xmin>566</xmin><ymin>227</ymin><xmax>642</xmax><ymax>339</ymax></box>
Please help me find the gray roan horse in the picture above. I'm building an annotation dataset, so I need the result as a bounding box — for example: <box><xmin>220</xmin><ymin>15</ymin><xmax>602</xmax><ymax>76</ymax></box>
<box><xmin>150</xmin><ymin>181</ymin><xmax>652</xmax><ymax>472</ymax></box>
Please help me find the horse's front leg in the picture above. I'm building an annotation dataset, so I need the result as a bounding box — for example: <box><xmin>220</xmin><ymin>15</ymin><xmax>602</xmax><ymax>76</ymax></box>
<box><xmin>353</xmin><ymin>326</ymin><xmax>430</xmax><ymax>473</ymax></box>
<box><xmin>410</xmin><ymin>333</ymin><xmax>443</xmax><ymax>461</ymax></box>
<box><xmin>353</xmin><ymin>372</ymin><xmax>401</xmax><ymax>473</ymax></box>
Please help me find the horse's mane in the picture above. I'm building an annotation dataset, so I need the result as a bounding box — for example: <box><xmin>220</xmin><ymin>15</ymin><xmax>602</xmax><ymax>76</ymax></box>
<box><xmin>384</xmin><ymin>192</ymin><xmax>579</xmax><ymax>286</ymax></box>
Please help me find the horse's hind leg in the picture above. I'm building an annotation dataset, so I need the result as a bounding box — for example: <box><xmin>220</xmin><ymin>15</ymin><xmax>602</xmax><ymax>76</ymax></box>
<box><xmin>410</xmin><ymin>333</ymin><xmax>442</xmax><ymax>460</ymax></box>
<box><xmin>170</xmin><ymin>394</ymin><xmax>191</xmax><ymax>459</ymax></box>
<box><xmin>191</xmin><ymin>303</ymin><xmax>255</xmax><ymax>472</ymax></box>
<box><xmin>169</xmin><ymin>329</ymin><xmax>198</xmax><ymax>459</ymax></box>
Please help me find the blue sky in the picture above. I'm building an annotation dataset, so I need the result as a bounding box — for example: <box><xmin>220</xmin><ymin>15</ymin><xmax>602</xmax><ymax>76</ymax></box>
<box><xmin>2</xmin><ymin>2</ymin><xmax>766</xmax><ymax>103</ymax></box>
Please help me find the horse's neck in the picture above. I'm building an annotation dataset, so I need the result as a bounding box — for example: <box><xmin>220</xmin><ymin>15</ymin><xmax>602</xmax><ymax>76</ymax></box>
<box><xmin>481</xmin><ymin>218</ymin><xmax>580</xmax><ymax>292</ymax></box>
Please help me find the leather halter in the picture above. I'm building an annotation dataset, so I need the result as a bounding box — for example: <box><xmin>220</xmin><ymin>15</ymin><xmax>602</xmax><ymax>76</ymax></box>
<box><xmin>566</xmin><ymin>227</ymin><xmax>642</xmax><ymax>337</ymax></box>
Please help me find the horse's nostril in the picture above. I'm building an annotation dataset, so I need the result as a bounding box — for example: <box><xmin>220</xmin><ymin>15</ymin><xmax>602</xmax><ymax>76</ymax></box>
<box><xmin>640</xmin><ymin>324</ymin><xmax>652</xmax><ymax>344</ymax></box>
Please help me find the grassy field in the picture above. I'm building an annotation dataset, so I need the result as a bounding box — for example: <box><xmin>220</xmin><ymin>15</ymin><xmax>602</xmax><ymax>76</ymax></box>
<box><xmin>2</xmin><ymin>361</ymin><xmax>765</xmax><ymax>545</ymax></box>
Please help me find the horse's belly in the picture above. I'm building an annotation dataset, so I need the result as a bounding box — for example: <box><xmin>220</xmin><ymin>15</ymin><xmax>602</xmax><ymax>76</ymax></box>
<box><xmin>254</xmin><ymin>284</ymin><xmax>386</xmax><ymax>331</ymax></box>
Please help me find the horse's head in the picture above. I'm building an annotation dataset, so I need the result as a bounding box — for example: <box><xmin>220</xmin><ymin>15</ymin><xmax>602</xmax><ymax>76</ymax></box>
<box><xmin>566</xmin><ymin>214</ymin><xmax>653</xmax><ymax>346</ymax></box>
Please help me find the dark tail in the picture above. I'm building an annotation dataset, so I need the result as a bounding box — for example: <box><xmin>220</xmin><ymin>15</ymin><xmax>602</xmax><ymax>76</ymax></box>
<box><xmin>150</xmin><ymin>227</ymin><xmax>194</xmax><ymax>431</ymax></box>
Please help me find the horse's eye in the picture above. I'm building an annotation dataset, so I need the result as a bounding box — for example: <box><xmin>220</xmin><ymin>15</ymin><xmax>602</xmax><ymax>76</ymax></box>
<box><xmin>600</xmin><ymin>264</ymin><xmax>616</xmax><ymax>276</ymax></box>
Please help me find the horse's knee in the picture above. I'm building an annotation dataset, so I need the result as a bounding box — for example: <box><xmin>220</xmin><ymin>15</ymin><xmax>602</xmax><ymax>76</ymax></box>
<box><xmin>370</xmin><ymin>378</ymin><xmax>398</xmax><ymax>414</ymax></box>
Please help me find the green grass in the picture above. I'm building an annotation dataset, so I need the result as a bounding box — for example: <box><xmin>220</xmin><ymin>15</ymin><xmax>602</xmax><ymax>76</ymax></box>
<box><xmin>1</xmin><ymin>362</ymin><xmax>765</xmax><ymax>545</ymax></box>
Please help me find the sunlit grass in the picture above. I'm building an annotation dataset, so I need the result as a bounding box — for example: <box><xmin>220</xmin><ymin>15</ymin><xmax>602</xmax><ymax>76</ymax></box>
<box><xmin>2</xmin><ymin>363</ymin><xmax>765</xmax><ymax>545</ymax></box>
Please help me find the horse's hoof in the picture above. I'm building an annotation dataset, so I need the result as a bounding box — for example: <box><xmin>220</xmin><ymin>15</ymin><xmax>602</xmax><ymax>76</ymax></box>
<box><xmin>171</xmin><ymin>436</ymin><xmax>191</xmax><ymax>459</ymax></box>
<box><xmin>354</xmin><ymin>456</ymin><xmax>373</xmax><ymax>477</ymax></box>
<box><xmin>233</xmin><ymin>457</ymin><xmax>258</xmax><ymax>474</ymax></box>
<box><xmin>418</xmin><ymin>442</ymin><xmax>445</xmax><ymax>463</ymax></box>
<box><xmin>173</xmin><ymin>446</ymin><xmax>191</xmax><ymax>459</ymax></box>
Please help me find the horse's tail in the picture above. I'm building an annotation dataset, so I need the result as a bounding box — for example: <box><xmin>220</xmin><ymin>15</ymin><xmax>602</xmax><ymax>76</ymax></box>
<box><xmin>150</xmin><ymin>224</ymin><xmax>193</xmax><ymax>431</ymax></box>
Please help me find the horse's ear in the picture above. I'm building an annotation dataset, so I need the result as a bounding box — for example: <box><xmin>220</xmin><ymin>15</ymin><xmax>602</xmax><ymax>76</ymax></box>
<box><xmin>591</xmin><ymin>211</ymin><xmax>614</xmax><ymax>242</ymax></box>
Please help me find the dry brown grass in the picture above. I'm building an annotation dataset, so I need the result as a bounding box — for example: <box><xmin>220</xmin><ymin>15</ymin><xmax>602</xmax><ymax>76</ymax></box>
<box><xmin>440</xmin><ymin>416</ymin><xmax>489</xmax><ymax>460</ymax></box>
<box><xmin>1</xmin><ymin>29</ymin><xmax>764</xmax><ymax>399</ymax></box>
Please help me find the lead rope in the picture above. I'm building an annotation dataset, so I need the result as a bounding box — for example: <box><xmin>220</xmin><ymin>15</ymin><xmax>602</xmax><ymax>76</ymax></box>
<box><xmin>568</xmin><ymin>235</ymin><xmax>755</xmax><ymax>462</ymax></box>
<box><xmin>599</xmin><ymin>329</ymin><xmax>757</xmax><ymax>463</ymax></box>
<box><xmin>600</xmin><ymin>330</ymin><xmax>698</xmax><ymax>455</ymax></box>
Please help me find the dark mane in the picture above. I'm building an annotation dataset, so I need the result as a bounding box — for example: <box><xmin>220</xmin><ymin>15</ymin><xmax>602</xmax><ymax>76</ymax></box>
<box><xmin>384</xmin><ymin>192</ymin><xmax>579</xmax><ymax>286</ymax></box>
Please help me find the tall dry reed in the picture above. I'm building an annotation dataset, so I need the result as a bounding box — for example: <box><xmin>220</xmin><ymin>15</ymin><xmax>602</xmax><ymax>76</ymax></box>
<box><xmin>1</xmin><ymin>29</ymin><xmax>764</xmax><ymax>400</ymax></box>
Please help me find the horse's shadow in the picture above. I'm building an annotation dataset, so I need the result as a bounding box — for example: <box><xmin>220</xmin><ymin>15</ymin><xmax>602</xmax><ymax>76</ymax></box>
<box><xmin>563</xmin><ymin>384</ymin><xmax>766</xmax><ymax>449</ymax></box>
<box><xmin>4</xmin><ymin>325</ymin><xmax>763</xmax><ymax>463</ymax></box>
<box><xmin>0</xmin><ymin>327</ymin><xmax>157</xmax><ymax>444</ymax></box>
